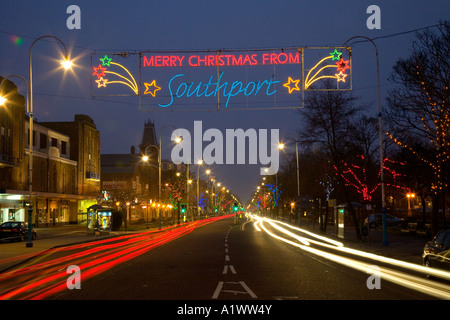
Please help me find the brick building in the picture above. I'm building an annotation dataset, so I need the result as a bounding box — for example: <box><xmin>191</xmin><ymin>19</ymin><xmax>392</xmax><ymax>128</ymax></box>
<box><xmin>0</xmin><ymin>76</ymin><xmax>101</xmax><ymax>225</ymax></box>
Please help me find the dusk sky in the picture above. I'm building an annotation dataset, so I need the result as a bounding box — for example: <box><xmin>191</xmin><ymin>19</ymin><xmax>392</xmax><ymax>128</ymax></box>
<box><xmin>1</xmin><ymin>1</ymin><xmax>449</xmax><ymax>203</ymax></box>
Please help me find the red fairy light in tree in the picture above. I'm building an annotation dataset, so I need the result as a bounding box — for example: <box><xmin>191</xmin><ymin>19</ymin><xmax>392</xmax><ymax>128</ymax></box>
<box><xmin>335</xmin><ymin>156</ymin><xmax>406</xmax><ymax>202</ymax></box>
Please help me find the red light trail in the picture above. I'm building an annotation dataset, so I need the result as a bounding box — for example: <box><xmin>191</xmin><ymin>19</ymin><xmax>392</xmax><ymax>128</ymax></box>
<box><xmin>0</xmin><ymin>215</ymin><xmax>233</xmax><ymax>300</ymax></box>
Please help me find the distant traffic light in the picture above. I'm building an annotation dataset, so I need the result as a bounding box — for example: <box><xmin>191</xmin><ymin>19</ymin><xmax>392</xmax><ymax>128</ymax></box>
<box><xmin>233</xmin><ymin>203</ymin><xmax>239</xmax><ymax>212</ymax></box>
<box><xmin>181</xmin><ymin>204</ymin><xmax>186</xmax><ymax>213</ymax></box>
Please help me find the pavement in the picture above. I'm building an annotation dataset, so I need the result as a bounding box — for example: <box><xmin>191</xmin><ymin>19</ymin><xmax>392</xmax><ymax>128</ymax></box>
<box><xmin>0</xmin><ymin>218</ymin><xmax>431</xmax><ymax>273</ymax></box>
<box><xmin>0</xmin><ymin>221</ymin><xmax>159</xmax><ymax>272</ymax></box>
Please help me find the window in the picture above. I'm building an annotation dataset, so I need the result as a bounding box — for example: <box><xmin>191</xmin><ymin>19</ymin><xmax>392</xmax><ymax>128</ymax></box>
<box><xmin>40</xmin><ymin>162</ymin><xmax>45</xmax><ymax>191</ymax></box>
<box><xmin>51</xmin><ymin>138</ymin><xmax>57</xmax><ymax>147</ymax></box>
<box><xmin>61</xmin><ymin>141</ymin><xmax>67</xmax><ymax>154</ymax></box>
<box><xmin>53</xmin><ymin>164</ymin><xmax>57</xmax><ymax>193</ymax></box>
<box><xmin>72</xmin><ymin>169</ymin><xmax>76</xmax><ymax>194</ymax></box>
<box><xmin>62</xmin><ymin>167</ymin><xmax>66</xmax><ymax>194</ymax></box>
<box><xmin>40</xmin><ymin>133</ymin><xmax>47</xmax><ymax>149</ymax></box>
<box><xmin>434</xmin><ymin>231</ymin><xmax>446</xmax><ymax>247</ymax></box>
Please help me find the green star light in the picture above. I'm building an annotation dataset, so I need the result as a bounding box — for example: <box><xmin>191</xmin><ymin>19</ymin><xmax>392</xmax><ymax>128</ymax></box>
<box><xmin>330</xmin><ymin>49</ymin><xmax>342</xmax><ymax>61</ymax></box>
<box><xmin>100</xmin><ymin>55</ymin><xmax>112</xmax><ymax>66</ymax></box>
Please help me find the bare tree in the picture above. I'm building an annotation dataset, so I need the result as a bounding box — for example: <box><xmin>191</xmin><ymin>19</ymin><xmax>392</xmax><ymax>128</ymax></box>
<box><xmin>299</xmin><ymin>87</ymin><xmax>365</xmax><ymax>239</ymax></box>
<box><xmin>386</xmin><ymin>21</ymin><xmax>450</xmax><ymax>232</ymax></box>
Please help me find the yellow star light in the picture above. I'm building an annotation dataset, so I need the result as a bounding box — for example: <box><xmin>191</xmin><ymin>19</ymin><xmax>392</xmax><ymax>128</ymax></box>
<box><xmin>96</xmin><ymin>77</ymin><xmax>108</xmax><ymax>88</ymax></box>
<box><xmin>283</xmin><ymin>77</ymin><xmax>300</xmax><ymax>94</ymax></box>
<box><xmin>144</xmin><ymin>80</ymin><xmax>161</xmax><ymax>97</ymax></box>
<box><xmin>335</xmin><ymin>71</ymin><xmax>348</xmax><ymax>82</ymax></box>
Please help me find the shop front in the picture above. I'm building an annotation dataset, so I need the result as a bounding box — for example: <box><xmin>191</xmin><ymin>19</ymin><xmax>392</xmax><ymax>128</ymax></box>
<box><xmin>0</xmin><ymin>193</ymin><xmax>28</xmax><ymax>223</ymax></box>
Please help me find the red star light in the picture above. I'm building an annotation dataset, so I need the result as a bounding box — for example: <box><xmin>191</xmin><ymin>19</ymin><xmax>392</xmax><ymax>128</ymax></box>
<box><xmin>336</xmin><ymin>58</ymin><xmax>350</xmax><ymax>73</ymax></box>
<box><xmin>92</xmin><ymin>64</ymin><xmax>106</xmax><ymax>79</ymax></box>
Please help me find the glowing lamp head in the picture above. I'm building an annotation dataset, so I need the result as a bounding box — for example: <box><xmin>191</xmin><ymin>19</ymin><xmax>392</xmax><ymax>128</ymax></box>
<box><xmin>174</xmin><ymin>137</ymin><xmax>182</xmax><ymax>144</ymax></box>
<box><xmin>0</xmin><ymin>96</ymin><xmax>7</xmax><ymax>106</ymax></box>
<box><xmin>61</xmin><ymin>58</ymin><xmax>73</xmax><ymax>70</ymax></box>
<box><xmin>142</xmin><ymin>155</ymin><xmax>149</xmax><ymax>162</ymax></box>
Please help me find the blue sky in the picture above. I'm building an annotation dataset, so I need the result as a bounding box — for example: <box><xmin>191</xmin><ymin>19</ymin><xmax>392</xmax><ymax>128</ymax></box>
<box><xmin>1</xmin><ymin>1</ymin><xmax>449</xmax><ymax>202</ymax></box>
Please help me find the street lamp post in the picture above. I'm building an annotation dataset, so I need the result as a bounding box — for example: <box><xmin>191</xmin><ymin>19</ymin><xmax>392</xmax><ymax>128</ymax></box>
<box><xmin>25</xmin><ymin>35</ymin><xmax>73</xmax><ymax>248</ymax></box>
<box><xmin>142</xmin><ymin>144</ymin><xmax>159</xmax><ymax>224</ymax></box>
<box><xmin>295</xmin><ymin>140</ymin><xmax>301</xmax><ymax>226</ymax></box>
<box><xmin>205</xmin><ymin>169</ymin><xmax>211</xmax><ymax>216</ymax></box>
<box><xmin>278</xmin><ymin>140</ymin><xmax>301</xmax><ymax>226</ymax></box>
<box><xmin>407</xmin><ymin>192</ymin><xmax>415</xmax><ymax>217</ymax></box>
<box><xmin>186</xmin><ymin>162</ymin><xmax>190</xmax><ymax>217</ymax></box>
<box><xmin>196</xmin><ymin>160</ymin><xmax>203</xmax><ymax>218</ymax></box>
<box><xmin>343</xmin><ymin>36</ymin><xmax>387</xmax><ymax>245</ymax></box>
<box><xmin>143</xmin><ymin>125</ymin><xmax>179</xmax><ymax>229</ymax></box>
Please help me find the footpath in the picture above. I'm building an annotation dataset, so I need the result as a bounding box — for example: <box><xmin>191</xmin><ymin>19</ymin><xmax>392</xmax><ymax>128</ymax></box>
<box><xmin>0</xmin><ymin>218</ymin><xmax>431</xmax><ymax>272</ymax></box>
<box><xmin>0</xmin><ymin>222</ymin><xmax>158</xmax><ymax>272</ymax></box>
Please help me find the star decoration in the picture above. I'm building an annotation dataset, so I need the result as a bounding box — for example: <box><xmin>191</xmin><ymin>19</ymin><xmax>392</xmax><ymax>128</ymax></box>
<box><xmin>283</xmin><ymin>77</ymin><xmax>300</xmax><ymax>94</ymax></box>
<box><xmin>335</xmin><ymin>71</ymin><xmax>348</xmax><ymax>82</ymax></box>
<box><xmin>143</xmin><ymin>80</ymin><xmax>161</xmax><ymax>97</ymax></box>
<box><xmin>92</xmin><ymin>64</ymin><xmax>106</xmax><ymax>79</ymax></box>
<box><xmin>330</xmin><ymin>49</ymin><xmax>342</xmax><ymax>61</ymax></box>
<box><xmin>95</xmin><ymin>77</ymin><xmax>108</xmax><ymax>88</ymax></box>
<box><xmin>100</xmin><ymin>55</ymin><xmax>112</xmax><ymax>66</ymax></box>
<box><xmin>336</xmin><ymin>58</ymin><xmax>350</xmax><ymax>73</ymax></box>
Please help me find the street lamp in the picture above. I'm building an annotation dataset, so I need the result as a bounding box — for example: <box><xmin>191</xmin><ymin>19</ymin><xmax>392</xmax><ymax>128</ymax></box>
<box><xmin>343</xmin><ymin>36</ymin><xmax>387</xmax><ymax>245</ymax></box>
<box><xmin>407</xmin><ymin>192</ymin><xmax>415</xmax><ymax>217</ymax></box>
<box><xmin>279</xmin><ymin>139</ymin><xmax>301</xmax><ymax>226</ymax></box>
<box><xmin>0</xmin><ymin>75</ymin><xmax>30</xmax><ymax>109</ymax></box>
<box><xmin>24</xmin><ymin>35</ymin><xmax>74</xmax><ymax>248</ymax></box>
<box><xmin>196</xmin><ymin>159</ymin><xmax>203</xmax><ymax>218</ymax></box>
<box><xmin>142</xmin><ymin>144</ymin><xmax>159</xmax><ymax>224</ymax></box>
<box><xmin>142</xmin><ymin>125</ymin><xmax>180</xmax><ymax>229</ymax></box>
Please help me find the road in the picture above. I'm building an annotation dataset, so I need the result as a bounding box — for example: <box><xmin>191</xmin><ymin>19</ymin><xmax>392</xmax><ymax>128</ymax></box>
<box><xmin>1</xmin><ymin>214</ymin><xmax>449</xmax><ymax>302</ymax></box>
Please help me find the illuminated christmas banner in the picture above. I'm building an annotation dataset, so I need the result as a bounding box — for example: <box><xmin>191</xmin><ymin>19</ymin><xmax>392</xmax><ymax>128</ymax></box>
<box><xmin>90</xmin><ymin>48</ymin><xmax>351</xmax><ymax>111</ymax></box>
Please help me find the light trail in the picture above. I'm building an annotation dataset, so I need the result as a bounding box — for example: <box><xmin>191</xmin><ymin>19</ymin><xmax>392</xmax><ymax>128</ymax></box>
<box><xmin>249</xmin><ymin>213</ymin><xmax>450</xmax><ymax>299</ymax></box>
<box><xmin>0</xmin><ymin>215</ymin><xmax>233</xmax><ymax>300</ymax></box>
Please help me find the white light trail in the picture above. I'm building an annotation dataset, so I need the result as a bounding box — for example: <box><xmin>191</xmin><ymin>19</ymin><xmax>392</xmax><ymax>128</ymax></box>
<box><xmin>248</xmin><ymin>213</ymin><xmax>450</xmax><ymax>299</ymax></box>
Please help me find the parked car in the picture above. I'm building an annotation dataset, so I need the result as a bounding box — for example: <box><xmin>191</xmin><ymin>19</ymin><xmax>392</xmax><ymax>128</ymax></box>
<box><xmin>423</xmin><ymin>230</ymin><xmax>450</xmax><ymax>275</ymax></box>
<box><xmin>364</xmin><ymin>213</ymin><xmax>403</xmax><ymax>228</ymax></box>
<box><xmin>0</xmin><ymin>221</ymin><xmax>36</xmax><ymax>242</ymax></box>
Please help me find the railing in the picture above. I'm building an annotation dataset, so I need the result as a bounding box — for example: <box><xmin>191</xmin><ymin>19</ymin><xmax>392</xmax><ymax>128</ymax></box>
<box><xmin>86</xmin><ymin>171</ymin><xmax>100</xmax><ymax>180</ymax></box>
<box><xmin>0</xmin><ymin>153</ymin><xmax>18</xmax><ymax>166</ymax></box>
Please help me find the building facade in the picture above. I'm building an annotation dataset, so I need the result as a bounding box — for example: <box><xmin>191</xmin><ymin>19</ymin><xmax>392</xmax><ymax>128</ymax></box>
<box><xmin>0</xmin><ymin>77</ymin><xmax>26</xmax><ymax>223</ymax></box>
<box><xmin>41</xmin><ymin>114</ymin><xmax>102</xmax><ymax>221</ymax></box>
<box><xmin>100</xmin><ymin>120</ymin><xmax>187</xmax><ymax>222</ymax></box>
<box><xmin>0</xmin><ymin>77</ymin><xmax>101</xmax><ymax>225</ymax></box>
